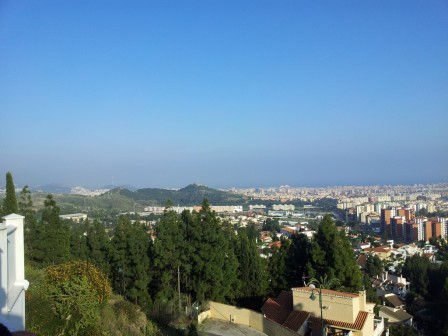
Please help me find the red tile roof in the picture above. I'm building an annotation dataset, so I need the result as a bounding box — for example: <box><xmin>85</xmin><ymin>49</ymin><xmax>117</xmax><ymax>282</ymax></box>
<box><xmin>261</xmin><ymin>298</ymin><xmax>290</xmax><ymax>325</ymax></box>
<box><xmin>281</xmin><ymin>227</ymin><xmax>296</xmax><ymax>233</ymax></box>
<box><xmin>262</xmin><ymin>288</ymin><xmax>370</xmax><ymax>333</ymax></box>
<box><xmin>356</xmin><ymin>254</ymin><xmax>367</xmax><ymax>267</ymax></box>
<box><xmin>308</xmin><ymin>311</ymin><xmax>369</xmax><ymax>331</ymax></box>
<box><xmin>275</xmin><ymin>290</ymin><xmax>293</xmax><ymax>310</ymax></box>
<box><xmin>261</xmin><ymin>291</ymin><xmax>308</xmax><ymax>332</ymax></box>
<box><xmin>268</xmin><ymin>241</ymin><xmax>282</xmax><ymax>249</ymax></box>
<box><xmin>283</xmin><ymin>310</ymin><xmax>310</xmax><ymax>331</ymax></box>
<box><xmin>292</xmin><ymin>287</ymin><xmax>359</xmax><ymax>299</ymax></box>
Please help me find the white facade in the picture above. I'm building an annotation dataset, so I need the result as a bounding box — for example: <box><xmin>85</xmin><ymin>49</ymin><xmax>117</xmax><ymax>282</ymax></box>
<box><xmin>272</xmin><ymin>204</ymin><xmax>295</xmax><ymax>211</ymax></box>
<box><xmin>0</xmin><ymin>214</ymin><xmax>29</xmax><ymax>331</ymax></box>
<box><xmin>59</xmin><ymin>213</ymin><xmax>88</xmax><ymax>222</ymax></box>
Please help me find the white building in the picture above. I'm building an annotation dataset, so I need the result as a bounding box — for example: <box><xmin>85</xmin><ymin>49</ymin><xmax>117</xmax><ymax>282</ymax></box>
<box><xmin>272</xmin><ymin>204</ymin><xmax>295</xmax><ymax>211</ymax></box>
<box><xmin>59</xmin><ymin>213</ymin><xmax>88</xmax><ymax>222</ymax></box>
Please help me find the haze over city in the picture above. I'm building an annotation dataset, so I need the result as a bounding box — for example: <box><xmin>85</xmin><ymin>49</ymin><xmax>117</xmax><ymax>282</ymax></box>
<box><xmin>1</xmin><ymin>1</ymin><xmax>447</xmax><ymax>189</ymax></box>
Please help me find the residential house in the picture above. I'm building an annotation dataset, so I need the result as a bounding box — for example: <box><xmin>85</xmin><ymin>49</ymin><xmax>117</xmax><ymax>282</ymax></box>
<box><xmin>378</xmin><ymin>306</ymin><xmax>413</xmax><ymax>327</ymax></box>
<box><xmin>262</xmin><ymin>287</ymin><xmax>384</xmax><ymax>336</ymax></box>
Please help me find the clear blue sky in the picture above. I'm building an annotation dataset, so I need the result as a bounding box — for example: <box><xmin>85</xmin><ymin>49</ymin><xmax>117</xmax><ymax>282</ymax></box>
<box><xmin>1</xmin><ymin>0</ymin><xmax>447</xmax><ymax>189</ymax></box>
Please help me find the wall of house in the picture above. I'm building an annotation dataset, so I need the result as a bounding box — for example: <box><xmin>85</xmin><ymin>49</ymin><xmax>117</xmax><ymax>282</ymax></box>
<box><xmin>360</xmin><ymin>312</ymin><xmax>375</xmax><ymax>336</ymax></box>
<box><xmin>207</xmin><ymin>301</ymin><xmax>299</xmax><ymax>336</ymax></box>
<box><xmin>292</xmin><ymin>289</ymin><xmax>358</xmax><ymax>323</ymax></box>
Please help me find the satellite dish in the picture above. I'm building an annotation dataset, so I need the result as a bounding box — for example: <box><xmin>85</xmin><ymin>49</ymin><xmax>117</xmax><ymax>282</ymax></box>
<box><xmin>309</xmin><ymin>284</ymin><xmax>316</xmax><ymax>289</ymax></box>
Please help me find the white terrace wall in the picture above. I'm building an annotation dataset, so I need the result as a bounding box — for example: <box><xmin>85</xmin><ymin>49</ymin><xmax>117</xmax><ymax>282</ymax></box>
<box><xmin>0</xmin><ymin>214</ymin><xmax>29</xmax><ymax>332</ymax></box>
<box><xmin>207</xmin><ymin>301</ymin><xmax>299</xmax><ymax>336</ymax></box>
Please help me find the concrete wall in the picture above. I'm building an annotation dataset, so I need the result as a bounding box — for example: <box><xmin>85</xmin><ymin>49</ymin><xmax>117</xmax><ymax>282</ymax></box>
<box><xmin>198</xmin><ymin>310</ymin><xmax>211</xmax><ymax>324</ymax></box>
<box><xmin>207</xmin><ymin>301</ymin><xmax>299</xmax><ymax>336</ymax></box>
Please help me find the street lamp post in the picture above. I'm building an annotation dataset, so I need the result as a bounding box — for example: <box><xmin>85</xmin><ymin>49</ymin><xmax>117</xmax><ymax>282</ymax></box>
<box><xmin>309</xmin><ymin>285</ymin><xmax>325</xmax><ymax>336</ymax></box>
<box><xmin>308</xmin><ymin>275</ymin><xmax>340</xmax><ymax>336</ymax></box>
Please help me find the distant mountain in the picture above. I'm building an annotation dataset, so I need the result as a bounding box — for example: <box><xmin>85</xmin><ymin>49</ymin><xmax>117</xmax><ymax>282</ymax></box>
<box><xmin>27</xmin><ymin>183</ymin><xmax>247</xmax><ymax>214</ymax></box>
<box><xmin>101</xmin><ymin>184</ymin><xmax>139</xmax><ymax>192</ymax></box>
<box><xmin>104</xmin><ymin>183</ymin><xmax>247</xmax><ymax>206</ymax></box>
<box><xmin>32</xmin><ymin>183</ymin><xmax>73</xmax><ymax>194</ymax></box>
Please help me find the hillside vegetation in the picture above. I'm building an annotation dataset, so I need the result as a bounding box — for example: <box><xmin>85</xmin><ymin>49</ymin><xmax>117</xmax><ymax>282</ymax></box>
<box><xmin>29</xmin><ymin>184</ymin><xmax>247</xmax><ymax>214</ymax></box>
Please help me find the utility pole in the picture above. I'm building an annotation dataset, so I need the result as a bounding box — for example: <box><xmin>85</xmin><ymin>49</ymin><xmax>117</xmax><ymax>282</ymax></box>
<box><xmin>178</xmin><ymin>266</ymin><xmax>181</xmax><ymax>313</ymax></box>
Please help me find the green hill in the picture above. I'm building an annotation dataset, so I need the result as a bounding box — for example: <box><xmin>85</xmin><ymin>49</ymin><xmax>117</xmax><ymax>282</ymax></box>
<box><xmin>125</xmin><ymin>183</ymin><xmax>246</xmax><ymax>206</ymax></box>
<box><xmin>31</xmin><ymin>184</ymin><xmax>246</xmax><ymax>214</ymax></box>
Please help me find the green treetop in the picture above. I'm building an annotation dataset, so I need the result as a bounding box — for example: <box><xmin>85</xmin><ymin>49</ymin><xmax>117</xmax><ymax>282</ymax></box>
<box><xmin>307</xmin><ymin>214</ymin><xmax>362</xmax><ymax>292</ymax></box>
<box><xmin>33</xmin><ymin>195</ymin><xmax>70</xmax><ymax>266</ymax></box>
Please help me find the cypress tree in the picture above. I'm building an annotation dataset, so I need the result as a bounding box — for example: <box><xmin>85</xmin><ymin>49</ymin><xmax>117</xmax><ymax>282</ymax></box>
<box><xmin>2</xmin><ymin>172</ymin><xmax>18</xmax><ymax>215</ymax></box>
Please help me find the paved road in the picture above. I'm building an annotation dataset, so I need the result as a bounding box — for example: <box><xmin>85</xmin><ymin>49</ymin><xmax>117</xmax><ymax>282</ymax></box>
<box><xmin>199</xmin><ymin>318</ymin><xmax>268</xmax><ymax>336</ymax></box>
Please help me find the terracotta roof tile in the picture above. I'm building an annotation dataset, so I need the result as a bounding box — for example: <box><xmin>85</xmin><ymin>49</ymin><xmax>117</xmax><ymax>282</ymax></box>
<box><xmin>283</xmin><ymin>310</ymin><xmax>309</xmax><ymax>331</ymax></box>
<box><xmin>261</xmin><ymin>298</ymin><xmax>290</xmax><ymax>325</ymax></box>
<box><xmin>275</xmin><ymin>291</ymin><xmax>293</xmax><ymax>310</ymax></box>
<box><xmin>308</xmin><ymin>311</ymin><xmax>369</xmax><ymax>331</ymax></box>
<box><xmin>292</xmin><ymin>287</ymin><xmax>359</xmax><ymax>299</ymax></box>
<box><xmin>356</xmin><ymin>254</ymin><xmax>367</xmax><ymax>267</ymax></box>
<box><xmin>268</xmin><ymin>241</ymin><xmax>282</xmax><ymax>249</ymax></box>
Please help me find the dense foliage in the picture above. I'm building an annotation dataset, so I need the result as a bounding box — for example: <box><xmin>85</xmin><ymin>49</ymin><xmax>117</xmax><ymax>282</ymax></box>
<box><xmin>27</xmin><ymin>261</ymin><xmax>112</xmax><ymax>335</ymax></box>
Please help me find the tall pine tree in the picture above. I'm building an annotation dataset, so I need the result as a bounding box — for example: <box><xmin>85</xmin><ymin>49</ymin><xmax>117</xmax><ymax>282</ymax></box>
<box><xmin>127</xmin><ymin>220</ymin><xmax>151</xmax><ymax>309</ymax></box>
<box><xmin>18</xmin><ymin>185</ymin><xmax>37</xmax><ymax>259</ymax></box>
<box><xmin>235</xmin><ymin>226</ymin><xmax>268</xmax><ymax>308</ymax></box>
<box><xmin>86</xmin><ymin>219</ymin><xmax>111</xmax><ymax>276</ymax></box>
<box><xmin>70</xmin><ymin>219</ymin><xmax>89</xmax><ymax>260</ymax></box>
<box><xmin>41</xmin><ymin>195</ymin><xmax>70</xmax><ymax>265</ymax></box>
<box><xmin>152</xmin><ymin>201</ymin><xmax>185</xmax><ymax>302</ymax></box>
<box><xmin>286</xmin><ymin>233</ymin><xmax>311</xmax><ymax>288</ymax></box>
<box><xmin>111</xmin><ymin>216</ymin><xmax>151</xmax><ymax>308</ymax></box>
<box><xmin>307</xmin><ymin>214</ymin><xmax>362</xmax><ymax>292</ymax></box>
<box><xmin>188</xmin><ymin>199</ymin><xmax>239</xmax><ymax>303</ymax></box>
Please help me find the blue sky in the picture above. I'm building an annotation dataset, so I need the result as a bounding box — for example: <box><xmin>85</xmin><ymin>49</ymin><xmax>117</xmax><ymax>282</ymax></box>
<box><xmin>1</xmin><ymin>0</ymin><xmax>447</xmax><ymax>189</ymax></box>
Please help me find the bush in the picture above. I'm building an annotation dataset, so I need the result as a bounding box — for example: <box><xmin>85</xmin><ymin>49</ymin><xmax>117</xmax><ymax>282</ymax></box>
<box><xmin>46</xmin><ymin>260</ymin><xmax>111</xmax><ymax>304</ymax></box>
<box><xmin>27</xmin><ymin>261</ymin><xmax>112</xmax><ymax>335</ymax></box>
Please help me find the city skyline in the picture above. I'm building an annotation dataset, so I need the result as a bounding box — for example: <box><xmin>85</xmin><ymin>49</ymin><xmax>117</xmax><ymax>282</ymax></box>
<box><xmin>1</xmin><ymin>1</ymin><xmax>447</xmax><ymax>189</ymax></box>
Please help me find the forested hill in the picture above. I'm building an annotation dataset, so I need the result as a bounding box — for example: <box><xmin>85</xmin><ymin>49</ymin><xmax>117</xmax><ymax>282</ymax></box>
<box><xmin>107</xmin><ymin>183</ymin><xmax>247</xmax><ymax>206</ymax></box>
<box><xmin>27</xmin><ymin>184</ymin><xmax>246</xmax><ymax>214</ymax></box>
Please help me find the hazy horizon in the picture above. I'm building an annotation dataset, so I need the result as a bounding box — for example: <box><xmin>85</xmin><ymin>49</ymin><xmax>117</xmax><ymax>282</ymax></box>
<box><xmin>2</xmin><ymin>180</ymin><xmax>447</xmax><ymax>192</ymax></box>
<box><xmin>2</xmin><ymin>1</ymin><xmax>447</xmax><ymax>189</ymax></box>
